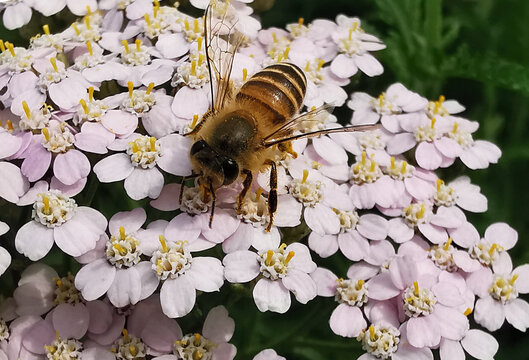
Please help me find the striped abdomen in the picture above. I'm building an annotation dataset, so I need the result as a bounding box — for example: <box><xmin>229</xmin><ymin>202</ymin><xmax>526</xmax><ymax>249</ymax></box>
<box><xmin>236</xmin><ymin>62</ymin><xmax>307</xmax><ymax>125</ymax></box>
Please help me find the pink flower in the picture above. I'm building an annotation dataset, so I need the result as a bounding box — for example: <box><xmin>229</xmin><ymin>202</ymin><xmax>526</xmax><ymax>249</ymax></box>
<box><xmin>253</xmin><ymin>349</ymin><xmax>286</xmax><ymax>360</ymax></box>
<box><xmin>0</xmin><ymin>161</ymin><xmax>29</xmax><ymax>204</ymax></box>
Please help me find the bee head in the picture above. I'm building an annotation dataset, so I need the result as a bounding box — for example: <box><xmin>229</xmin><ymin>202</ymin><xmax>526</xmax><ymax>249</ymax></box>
<box><xmin>190</xmin><ymin>140</ymin><xmax>240</xmax><ymax>187</ymax></box>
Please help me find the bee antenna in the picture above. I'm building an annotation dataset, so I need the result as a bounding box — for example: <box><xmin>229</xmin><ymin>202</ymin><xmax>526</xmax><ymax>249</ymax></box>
<box><xmin>179</xmin><ymin>174</ymin><xmax>199</xmax><ymax>205</ymax></box>
<box><xmin>208</xmin><ymin>179</ymin><xmax>216</xmax><ymax>228</ymax></box>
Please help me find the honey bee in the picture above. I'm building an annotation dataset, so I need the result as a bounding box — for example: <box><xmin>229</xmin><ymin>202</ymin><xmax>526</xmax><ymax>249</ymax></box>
<box><xmin>181</xmin><ymin>3</ymin><xmax>377</xmax><ymax>231</ymax></box>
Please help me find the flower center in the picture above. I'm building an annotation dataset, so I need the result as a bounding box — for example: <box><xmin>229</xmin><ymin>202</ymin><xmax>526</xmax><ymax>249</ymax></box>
<box><xmin>357</xmin><ymin>324</ymin><xmax>400</xmax><ymax>360</ymax></box>
<box><xmin>426</xmin><ymin>96</ymin><xmax>449</xmax><ymax>117</ymax></box>
<box><xmin>73</xmin><ymin>41</ymin><xmax>104</xmax><ymax>70</ymax></box>
<box><xmin>54</xmin><ymin>273</ymin><xmax>83</xmax><ymax>305</ymax></box>
<box><xmin>303</xmin><ymin>59</ymin><xmax>325</xmax><ymax>85</ymax></box>
<box><xmin>258</xmin><ymin>243</ymin><xmax>295</xmax><ymax>281</ymax></box>
<box><xmin>121</xmin><ymin>39</ymin><xmax>151</xmax><ymax>66</ymax></box>
<box><xmin>111</xmin><ymin>330</ymin><xmax>147</xmax><ymax>360</ymax></box>
<box><xmin>44</xmin><ymin>333</ymin><xmax>83</xmax><ymax>360</ymax></box>
<box><xmin>384</xmin><ymin>157</ymin><xmax>414</xmax><ymax>180</ymax></box>
<box><xmin>127</xmin><ymin>135</ymin><xmax>161</xmax><ymax>169</ymax></box>
<box><xmin>335</xmin><ymin>278</ymin><xmax>368</xmax><ymax>306</ymax></box>
<box><xmin>0</xmin><ymin>319</ymin><xmax>8</xmax><ymax>341</ymax></box>
<box><xmin>298</xmin><ymin>107</ymin><xmax>331</xmax><ymax>133</ymax></box>
<box><xmin>287</xmin><ymin>17</ymin><xmax>310</xmax><ymax>37</ymax></box>
<box><xmin>447</xmin><ymin>122</ymin><xmax>474</xmax><ymax>148</ymax></box>
<box><xmin>428</xmin><ymin>238</ymin><xmax>457</xmax><ymax>272</ymax></box>
<box><xmin>41</xmin><ymin>124</ymin><xmax>75</xmax><ymax>153</ymax></box>
<box><xmin>30</xmin><ymin>25</ymin><xmax>64</xmax><ymax>52</ymax></box>
<box><xmin>414</xmin><ymin>118</ymin><xmax>439</xmax><ymax>142</ymax></box>
<box><xmin>76</xmin><ymin>88</ymin><xmax>108</xmax><ymax>125</ymax></box>
<box><xmin>106</xmin><ymin>226</ymin><xmax>142</xmax><ymax>268</ymax></box>
<box><xmin>151</xmin><ymin>237</ymin><xmax>192</xmax><ymax>281</ymax></box>
<box><xmin>182</xmin><ymin>17</ymin><xmax>204</xmax><ymax>42</ymax></box>
<box><xmin>32</xmin><ymin>191</ymin><xmax>77</xmax><ymax>228</ymax></box>
<box><xmin>289</xmin><ymin>170</ymin><xmax>323</xmax><ymax>207</ymax></box>
<box><xmin>38</xmin><ymin>58</ymin><xmax>67</xmax><ymax>91</ymax></box>
<box><xmin>434</xmin><ymin>179</ymin><xmax>457</xmax><ymax>207</ymax></box>
<box><xmin>469</xmin><ymin>240</ymin><xmax>504</xmax><ymax>266</ymax></box>
<box><xmin>489</xmin><ymin>274</ymin><xmax>518</xmax><ymax>304</ymax></box>
<box><xmin>350</xmin><ymin>151</ymin><xmax>383</xmax><ymax>184</ymax></box>
<box><xmin>333</xmin><ymin>208</ymin><xmax>359</xmax><ymax>233</ymax></box>
<box><xmin>122</xmin><ymin>82</ymin><xmax>156</xmax><ymax>115</ymax></box>
<box><xmin>267</xmin><ymin>32</ymin><xmax>291</xmax><ymax>63</ymax></box>
<box><xmin>237</xmin><ymin>188</ymin><xmax>269</xmax><ymax>227</ymax></box>
<box><xmin>174</xmin><ymin>333</ymin><xmax>216</xmax><ymax>360</ymax></box>
<box><xmin>1</xmin><ymin>44</ymin><xmax>32</xmax><ymax>72</ymax></box>
<box><xmin>370</xmin><ymin>92</ymin><xmax>400</xmax><ymax>115</ymax></box>
<box><xmin>143</xmin><ymin>5</ymin><xmax>173</xmax><ymax>38</ymax></box>
<box><xmin>173</xmin><ymin>54</ymin><xmax>209</xmax><ymax>89</ymax></box>
<box><xmin>402</xmin><ymin>281</ymin><xmax>437</xmax><ymax>317</ymax></box>
<box><xmin>402</xmin><ymin>202</ymin><xmax>431</xmax><ymax>227</ymax></box>
<box><xmin>338</xmin><ymin>23</ymin><xmax>365</xmax><ymax>56</ymax></box>
<box><xmin>359</xmin><ymin>131</ymin><xmax>386</xmax><ymax>150</ymax></box>
<box><xmin>70</xmin><ymin>15</ymin><xmax>102</xmax><ymax>42</ymax></box>
<box><xmin>19</xmin><ymin>101</ymin><xmax>52</xmax><ymax>131</ymax></box>
<box><xmin>180</xmin><ymin>185</ymin><xmax>211</xmax><ymax>215</ymax></box>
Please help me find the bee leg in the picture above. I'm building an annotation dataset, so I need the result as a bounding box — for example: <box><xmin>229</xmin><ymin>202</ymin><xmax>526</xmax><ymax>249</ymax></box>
<box><xmin>237</xmin><ymin>169</ymin><xmax>253</xmax><ymax>212</ymax></box>
<box><xmin>264</xmin><ymin>160</ymin><xmax>277</xmax><ymax>232</ymax></box>
<box><xmin>208</xmin><ymin>179</ymin><xmax>216</xmax><ymax>228</ymax></box>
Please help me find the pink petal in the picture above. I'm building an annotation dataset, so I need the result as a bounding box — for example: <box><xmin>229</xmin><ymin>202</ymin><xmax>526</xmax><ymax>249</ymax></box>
<box><xmin>474</xmin><ymin>297</ymin><xmax>505</xmax><ymax>332</ymax></box>
<box><xmin>109</xmin><ymin>207</ymin><xmax>146</xmax><ymax>236</ymax></box>
<box><xmin>101</xmin><ymin>110</ymin><xmax>138</xmax><ymax>137</ymax></box>
<box><xmin>330</xmin><ymin>54</ymin><xmax>358</xmax><ymax>78</ymax></box>
<box><xmin>282</xmin><ymin>269</ymin><xmax>317</xmax><ymax>304</ymax></box>
<box><xmin>15</xmin><ymin>222</ymin><xmax>54</xmax><ymax>261</ymax></box>
<box><xmin>223</xmin><ymin>250</ymin><xmax>260</xmax><ymax>283</ymax></box>
<box><xmin>406</xmin><ymin>316</ymin><xmax>441</xmax><ymax>348</ymax></box>
<box><xmin>74</xmin><ymin>259</ymin><xmax>116</xmax><ymax>301</ymax></box>
<box><xmin>310</xmin><ymin>267</ymin><xmax>338</xmax><ymax>297</ymax></box>
<box><xmin>156</xmin><ymin>134</ymin><xmax>193</xmax><ymax>176</ymax></box>
<box><xmin>0</xmin><ymin>161</ymin><xmax>29</xmax><ymax>203</ymax></box>
<box><xmin>460</xmin><ymin>329</ymin><xmax>499</xmax><ymax>360</ymax></box>
<box><xmin>52</xmin><ymin>303</ymin><xmax>89</xmax><ymax>339</ymax></box>
<box><xmin>124</xmin><ymin>167</ymin><xmax>164</xmax><ymax>200</ymax></box>
<box><xmin>304</xmin><ymin>204</ymin><xmax>340</xmax><ymax>235</ymax></box>
<box><xmin>21</xmin><ymin>144</ymin><xmax>52</xmax><ymax>182</ymax></box>
<box><xmin>253</xmin><ymin>279</ymin><xmax>291</xmax><ymax>313</ymax></box>
<box><xmin>337</xmin><ymin>231</ymin><xmax>369</xmax><ymax>261</ymax></box>
<box><xmin>366</xmin><ymin>272</ymin><xmax>400</xmax><ymax>300</ymax></box>
<box><xmin>203</xmin><ymin>305</ymin><xmax>235</xmax><ymax>343</ymax></box>
<box><xmin>107</xmin><ymin>267</ymin><xmax>142</xmax><ymax>307</ymax></box>
<box><xmin>439</xmin><ymin>339</ymin><xmax>465</xmax><ymax>360</ymax></box>
<box><xmin>160</xmin><ymin>275</ymin><xmax>196</xmax><ymax>318</ymax></box>
<box><xmin>513</xmin><ymin>264</ymin><xmax>529</xmax><ymax>294</ymax></box>
<box><xmin>93</xmin><ymin>153</ymin><xmax>134</xmax><ymax>182</ymax></box>
<box><xmin>141</xmin><ymin>314</ymin><xmax>182</xmax><ymax>353</ymax></box>
<box><xmin>186</xmin><ymin>257</ymin><xmax>224</xmax><ymax>292</ymax></box>
<box><xmin>330</xmin><ymin>303</ymin><xmax>366</xmax><ymax>337</ymax></box>
<box><xmin>165</xmin><ymin>213</ymin><xmax>202</xmax><ymax>243</ymax></box>
<box><xmin>357</xmin><ymin>214</ymin><xmax>388</xmax><ymax>240</ymax></box>
<box><xmin>308</xmin><ymin>233</ymin><xmax>338</xmax><ymax>258</ymax></box>
<box><xmin>416</xmin><ymin>142</ymin><xmax>443</xmax><ymax>170</ymax></box>
<box><xmin>432</xmin><ymin>305</ymin><xmax>468</xmax><ymax>341</ymax></box>
<box><xmin>86</xmin><ymin>300</ymin><xmax>113</xmax><ymax>335</ymax></box>
<box><xmin>484</xmin><ymin>222</ymin><xmax>517</xmax><ymax>250</ymax></box>
<box><xmin>504</xmin><ymin>298</ymin><xmax>529</xmax><ymax>331</ymax></box>
<box><xmin>201</xmin><ymin>209</ymin><xmax>239</xmax><ymax>244</ymax></box>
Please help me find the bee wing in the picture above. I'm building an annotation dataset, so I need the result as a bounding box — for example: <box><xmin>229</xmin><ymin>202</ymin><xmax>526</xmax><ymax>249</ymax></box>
<box><xmin>205</xmin><ymin>4</ymin><xmax>244</xmax><ymax>112</ymax></box>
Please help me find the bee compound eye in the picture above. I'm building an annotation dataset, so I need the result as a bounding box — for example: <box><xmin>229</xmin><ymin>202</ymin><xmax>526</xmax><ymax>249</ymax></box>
<box><xmin>221</xmin><ymin>157</ymin><xmax>239</xmax><ymax>185</ymax></box>
<box><xmin>190</xmin><ymin>140</ymin><xmax>208</xmax><ymax>155</ymax></box>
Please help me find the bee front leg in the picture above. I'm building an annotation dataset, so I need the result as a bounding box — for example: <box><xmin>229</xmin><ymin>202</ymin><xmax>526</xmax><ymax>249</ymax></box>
<box><xmin>264</xmin><ymin>160</ymin><xmax>277</xmax><ymax>232</ymax></box>
<box><xmin>237</xmin><ymin>169</ymin><xmax>253</xmax><ymax>212</ymax></box>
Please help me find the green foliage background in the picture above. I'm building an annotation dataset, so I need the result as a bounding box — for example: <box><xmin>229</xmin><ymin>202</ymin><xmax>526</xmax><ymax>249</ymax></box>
<box><xmin>1</xmin><ymin>0</ymin><xmax>529</xmax><ymax>359</ymax></box>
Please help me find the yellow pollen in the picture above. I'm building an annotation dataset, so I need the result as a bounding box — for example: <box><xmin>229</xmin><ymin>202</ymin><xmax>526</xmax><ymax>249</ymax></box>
<box><xmin>86</xmin><ymin>41</ymin><xmax>93</xmax><ymax>56</ymax></box>
<box><xmin>149</xmin><ymin>137</ymin><xmax>156</xmax><ymax>151</ymax></box>
<box><xmin>510</xmin><ymin>274</ymin><xmax>518</xmax><ymax>285</ymax></box>
<box><xmin>84</xmin><ymin>16</ymin><xmax>91</xmax><ymax>30</ymax></box>
<box><xmin>86</xmin><ymin>5</ymin><xmax>92</xmax><ymax>14</ymax></box>
<box><xmin>184</xmin><ymin>20</ymin><xmax>190</xmax><ymax>31</ymax></box>
<box><xmin>72</xmin><ymin>23</ymin><xmax>80</xmax><ymax>36</ymax></box>
<box><xmin>80</xmin><ymin>99</ymin><xmax>89</xmax><ymax>114</ymax></box>
<box><xmin>43</xmin><ymin>24</ymin><xmax>50</xmax><ymax>35</ymax></box>
<box><xmin>301</xmin><ymin>169</ymin><xmax>309</xmax><ymax>184</ymax></box>
<box><xmin>135</xmin><ymin>39</ymin><xmax>142</xmax><ymax>51</ymax></box>
<box><xmin>191</xmin><ymin>114</ymin><xmax>199</xmax><ymax>128</ymax></box>
<box><xmin>438</xmin><ymin>95</ymin><xmax>445</xmax><ymax>103</ymax></box>
<box><xmin>153</xmin><ymin>0</ymin><xmax>160</xmax><ymax>6</ymax></box>
<box><xmin>129</xmin><ymin>345</ymin><xmax>138</xmax><ymax>356</ymax></box>
<box><xmin>276</xmin><ymin>53</ymin><xmax>283</xmax><ymax>63</ymax></box>
<box><xmin>378</xmin><ymin>92</ymin><xmax>385</xmax><ymax>107</ymax></box>
<box><xmin>193</xmin><ymin>19</ymin><xmax>199</xmax><ymax>33</ymax></box>
<box><xmin>197</xmin><ymin>37</ymin><xmax>203</xmax><ymax>51</ymax></box>
<box><xmin>56</xmin><ymin>279</ymin><xmax>62</xmax><ymax>287</ymax></box>
<box><xmin>370</xmin><ymin>160</ymin><xmax>376</xmax><ymax>172</ymax></box>
<box><xmin>430</xmin><ymin>117</ymin><xmax>436</xmax><ymax>129</ymax></box>
<box><xmin>122</xmin><ymin>40</ymin><xmax>130</xmax><ymax>53</ymax></box>
<box><xmin>390</xmin><ymin>157</ymin><xmax>395</xmax><ymax>170</ymax></box>
<box><xmin>193</xmin><ymin>350</ymin><xmax>203</xmax><ymax>360</ymax></box>
<box><xmin>42</xmin><ymin>128</ymin><xmax>50</xmax><ymax>142</ymax></box>
<box><xmin>144</xmin><ymin>14</ymin><xmax>151</xmax><ymax>26</ymax></box>
<box><xmin>122</xmin><ymin>329</ymin><xmax>129</xmax><ymax>340</ymax></box>
<box><xmin>400</xmin><ymin>161</ymin><xmax>407</xmax><ymax>174</ymax></box>
<box><xmin>191</xmin><ymin>60</ymin><xmax>197</xmax><ymax>76</ymax></box>
<box><xmin>255</xmin><ymin>187</ymin><xmax>263</xmax><ymax>201</ymax></box>
<box><xmin>489</xmin><ymin>243</ymin><xmax>498</xmax><ymax>256</ymax></box>
<box><xmin>304</xmin><ymin>60</ymin><xmax>310</xmax><ymax>72</ymax></box>
<box><xmin>6</xmin><ymin>120</ymin><xmax>14</xmax><ymax>131</ymax></box>
<box><xmin>6</xmin><ymin>42</ymin><xmax>14</xmax><ymax>57</ymax></box>
<box><xmin>368</xmin><ymin>325</ymin><xmax>375</xmax><ymax>340</ymax></box>
<box><xmin>42</xmin><ymin>196</ymin><xmax>50</xmax><ymax>214</ymax></box>
<box><xmin>352</xmin><ymin>21</ymin><xmax>359</xmax><ymax>32</ymax></box>
<box><xmin>317</xmin><ymin>59</ymin><xmax>324</xmax><ymax>71</ymax></box>
<box><xmin>0</xmin><ymin>40</ymin><xmax>5</xmax><ymax>52</ymax></box>
<box><xmin>50</xmin><ymin>57</ymin><xmax>58</xmax><ymax>72</ymax></box>
<box><xmin>55</xmin><ymin>330</ymin><xmax>61</xmax><ymax>341</ymax></box>
<box><xmin>146</xmin><ymin>82</ymin><xmax>155</xmax><ymax>94</ymax></box>
<box><xmin>361</xmin><ymin>151</ymin><xmax>367</xmax><ymax>165</ymax></box>
<box><xmin>279</xmin><ymin>243</ymin><xmax>287</xmax><ymax>251</ymax></box>
<box><xmin>119</xmin><ymin>226</ymin><xmax>126</xmax><ymax>240</ymax></box>
<box><xmin>242</xmin><ymin>68</ymin><xmax>248</xmax><ymax>82</ymax></box>
<box><xmin>356</xmin><ymin>279</ymin><xmax>365</xmax><ymax>290</ymax></box>
<box><xmin>128</xmin><ymin>82</ymin><xmax>134</xmax><ymax>98</ymax></box>
<box><xmin>272</xmin><ymin>32</ymin><xmax>277</xmax><ymax>43</ymax></box>
<box><xmin>417</xmin><ymin>204</ymin><xmax>425</xmax><ymax>218</ymax></box>
<box><xmin>464</xmin><ymin>308</ymin><xmax>472</xmax><ymax>316</ymax></box>
<box><xmin>198</xmin><ymin>54</ymin><xmax>205</xmax><ymax>66</ymax></box>
<box><xmin>283</xmin><ymin>46</ymin><xmax>290</xmax><ymax>60</ymax></box>
<box><xmin>348</xmin><ymin>28</ymin><xmax>353</xmax><ymax>40</ymax></box>
<box><xmin>159</xmin><ymin>235</ymin><xmax>168</xmax><ymax>252</ymax></box>
<box><xmin>436</xmin><ymin>178</ymin><xmax>444</xmax><ymax>191</ymax></box>
<box><xmin>298</xmin><ymin>17</ymin><xmax>304</xmax><ymax>26</ymax></box>
<box><xmin>194</xmin><ymin>333</ymin><xmax>201</xmax><ymax>345</ymax></box>
<box><xmin>444</xmin><ymin>238</ymin><xmax>453</xmax><ymax>251</ymax></box>
<box><xmin>113</xmin><ymin>243</ymin><xmax>126</xmax><ymax>255</ymax></box>
<box><xmin>413</xmin><ymin>281</ymin><xmax>419</xmax><ymax>296</ymax></box>
<box><xmin>452</xmin><ymin>122</ymin><xmax>459</xmax><ymax>134</ymax></box>
<box><xmin>265</xmin><ymin>250</ymin><xmax>274</xmax><ymax>266</ymax></box>
<box><xmin>153</xmin><ymin>5</ymin><xmax>159</xmax><ymax>18</ymax></box>
<box><xmin>284</xmin><ymin>251</ymin><xmax>295</xmax><ymax>265</ymax></box>
<box><xmin>22</xmin><ymin>101</ymin><xmax>32</xmax><ymax>119</ymax></box>
<box><xmin>88</xmin><ymin>87</ymin><xmax>94</xmax><ymax>102</ymax></box>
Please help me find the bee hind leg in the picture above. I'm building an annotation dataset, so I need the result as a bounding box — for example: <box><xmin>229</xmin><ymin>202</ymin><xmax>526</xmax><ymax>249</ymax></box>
<box><xmin>237</xmin><ymin>169</ymin><xmax>253</xmax><ymax>212</ymax></box>
<box><xmin>264</xmin><ymin>160</ymin><xmax>277</xmax><ymax>232</ymax></box>
<box><xmin>208</xmin><ymin>179</ymin><xmax>216</xmax><ymax>228</ymax></box>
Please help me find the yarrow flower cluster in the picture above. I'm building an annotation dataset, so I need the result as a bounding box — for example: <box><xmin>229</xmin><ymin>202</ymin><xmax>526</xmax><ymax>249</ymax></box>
<box><xmin>0</xmin><ymin>1</ymin><xmax>526</xmax><ymax>359</ymax></box>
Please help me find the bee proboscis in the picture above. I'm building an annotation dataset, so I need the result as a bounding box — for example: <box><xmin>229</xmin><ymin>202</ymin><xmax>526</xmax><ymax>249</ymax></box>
<box><xmin>181</xmin><ymin>3</ymin><xmax>377</xmax><ymax>231</ymax></box>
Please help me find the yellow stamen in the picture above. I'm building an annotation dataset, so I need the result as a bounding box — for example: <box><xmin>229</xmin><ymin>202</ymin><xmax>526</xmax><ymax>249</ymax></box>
<box><xmin>413</xmin><ymin>281</ymin><xmax>419</xmax><ymax>296</ymax></box>
<box><xmin>283</xmin><ymin>46</ymin><xmax>290</xmax><ymax>60</ymax></box>
<box><xmin>42</xmin><ymin>128</ymin><xmax>50</xmax><ymax>142</ymax></box>
<box><xmin>86</xmin><ymin>41</ymin><xmax>93</xmax><ymax>56</ymax></box>
<box><xmin>72</xmin><ymin>23</ymin><xmax>80</xmax><ymax>36</ymax></box>
<box><xmin>317</xmin><ymin>59</ymin><xmax>324</xmax><ymax>71</ymax></box>
<box><xmin>390</xmin><ymin>157</ymin><xmax>395</xmax><ymax>170</ymax></box>
<box><xmin>56</xmin><ymin>279</ymin><xmax>63</xmax><ymax>287</ymax></box>
<box><xmin>84</xmin><ymin>16</ymin><xmax>91</xmax><ymax>30</ymax></box>
<box><xmin>86</xmin><ymin>5</ymin><xmax>92</xmax><ymax>14</ymax></box>
<box><xmin>301</xmin><ymin>169</ymin><xmax>309</xmax><ymax>184</ymax></box>
<box><xmin>153</xmin><ymin>5</ymin><xmax>159</xmax><ymax>18</ymax></box>
<box><xmin>184</xmin><ymin>20</ymin><xmax>190</xmax><ymax>32</ymax></box>
<box><xmin>150</xmin><ymin>137</ymin><xmax>156</xmax><ymax>151</ymax></box>
<box><xmin>55</xmin><ymin>330</ymin><xmax>61</xmax><ymax>341</ymax></box>
<box><xmin>6</xmin><ymin>42</ymin><xmax>15</xmax><ymax>57</ymax></box>
<box><xmin>464</xmin><ymin>308</ymin><xmax>472</xmax><ymax>316</ymax></box>
<box><xmin>193</xmin><ymin>350</ymin><xmax>203</xmax><ymax>360</ymax></box>
<box><xmin>43</xmin><ymin>195</ymin><xmax>50</xmax><ymax>214</ymax></box>
<box><xmin>352</xmin><ymin>21</ymin><xmax>359</xmax><ymax>32</ymax></box>
<box><xmin>43</xmin><ymin>24</ymin><xmax>50</xmax><ymax>35</ymax></box>
<box><xmin>159</xmin><ymin>235</ymin><xmax>168</xmax><ymax>252</ymax></box>
<box><xmin>272</xmin><ymin>32</ymin><xmax>277</xmax><ymax>43</ymax></box>
<box><xmin>144</xmin><ymin>13</ymin><xmax>151</xmax><ymax>27</ymax></box>
<box><xmin>191</xmin><ymin>114</ymin><xmax>199</xmax><ymax>128</ymax></box>
<box><xmin>255</xmin><ymin>187</ymin><xmax>263</xmax><ymax>201</ymax></box>
<box><xmin>113</xmin><ymin>243</ymin><xmax>126</xmax><ymax>255</ymax></box>
<box><xmin>122</xmin><ymin>40</ymin><xmax>130</xmax><ymax>53</ymax></box>
<box><xmin>510</xmin><ymin>274</ymin><xmax>518</xmax><ymax>285</ymax></box>
<box><xmin>193</xmin><ymin>19</ymin><xmax>199</xmax><ymax>33</ymax></box>
<box><xmin>153</xmin><ymin>0</ymin><xmax>160</xmax><ymax>7</ymax></box>
<box><xmin>50</xmin><ymin>57</ymin><xmax>58</xmax><ymax>72</ymax></box>
<box><xmin>356</xmin><ymin>279</ymin><xmax>364</xmax><ymax>290</ymax></box>
<box><xmin>361</xmin><ymin>151</ymin><xmax>367</xmax><ymax>165</ymax></box>
<box><xmin>370</xmin><ymin>159</ymin><xmax>375</xmax><ymax>172</ymax></box>
<box><xmin>489</xmin><ymin>243</ymin><xmax>498</xmax><ymax>256</ymax></box>
<box><xmin>242</xmin><ymin>68</ymin><xmax>248</xmax><ymax>82</ymax></box>
<box><xmin>368</xmin><ymin>325</ymin><xmax>375</xmax><ymax>340</ymax></box>
<box><xmin>6</xmin><ymin>120</ymin><xmax>14</xmax><ymax>131</ymax></box>
<box><xmin>194</xmin><ymin>333</ymin><xmax>201</xmax><ymax>345</ymax></box>
<box><xmin>444</xmin><ymin>238</ymin><xmax>453</xmax><ymax>251</ymax></box>
<box><xmin>430</xmin><ymin>117</ymin><xmax>436</xmax><ymax>129</ymax></box>
<box><xmin>80</xmin><ymin>99</ymin><xmax>89</xmax><ymax>114</ymax></box>
<box><xmin>438</xmin><ymin>95</ymin><xmax>445</xmax><ymax>103</ymax></box>
<box><xmin>0</xmin><ymin>40</ymin><xmax>5</xmax><ymax>52</ymax></box>
<box><xmin>284</xmin><ymin>251</ymin><xmax>295</xmax><ymax>265</ymax></box>
<box><xmin>197</xmin><ymin>37</ymin><xmax>203</xmax><ymax>52</ymax></box>
<box><xmin>88</xmin><ymin>87</ymin><xmax>94</xmax><ymax>102</ymax></box>
<box><xmin>119</xmin><ymin>226</ymin><xmax>126</xmax><ymax>239</ymax></box>
<box><xmin>298</xmin><ymin>17</ymin><xmax>304</xmax><ymax>26</ymax></box>
<box><xmin>22</xmin><ymin>101</ymin><xmax>32</xmax><ymax>119</ymax></box>
<box><xmin>122</xmin><ymin>329</ymin><xmax>129</xmax><ymax>339</ymax></box>
<box><xmin>452</xmin><ymin>122</ymin><xmax>459</xmax><ymax>134</ymax></box>
<box><xmin>146</xmin><ymin>82</ymin><xmax>155</xmax><ymax>94</ymax></box>
<box><xmin>265</xmin><ymin>250</ymin><xmax>274</xmax><ymax>266</ymax></box>
<box><xmin>191</xmin><ymin>60</ymin><xmax>197</xmax><ymax>76</ymax></box>
<box><xmin>129</xmin><ymin>345</ymin><xmax>138</xmax><ymax>356</ymax></box>
<box><xmin>400</xmin><ymin>161</ymin><xmax>407</xmax><ymax>174</ymax></box>
<box><xmin>128</xmin><ymin>82</ymin><xmax>134</xmax><ymax>98</ymax></box>
<box><xmin>135</xmin><ymin>39</ymin><xmax>141</xmax><ymax>51</ymax></box>
<box><xmin>279</xmin><ymin>243</ymin><xmax>287</xmax><ymax>251</ymax></box>
<box><xmin>276</xmin><ymin>53</ymin><xmax>283</xmax><ymax>63</ymax></box>
<box><xmin>304</xmin><ymin>60</ymin><xmax>310</xmax><ymax>72</ymax></box>
<box><xmin>417</xmin><ymin>204</ymin><xmax>425</xmax><ymax>219</ymax></box>
<box><xmin>436</xmin><ymin>178</ymin><xmax>444</xmax><ymax>191</ymax></box>
<box><xmin>198</xmin><ymin>54</ymin><xmax>205</xmax><ymax>66</ymax></box>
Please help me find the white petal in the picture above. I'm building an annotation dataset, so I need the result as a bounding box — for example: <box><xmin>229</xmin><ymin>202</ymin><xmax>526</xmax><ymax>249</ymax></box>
<box><xmin>186</xmin><ymin>257</ymin><xmax>224</xmax><ymax>292</ymax></box>
<box><xmin>282</xmin><ymin>269</ymin><xmax>317</xmax><ymax>304</ymax></box>
<box><xmin>15</xmin><ymin>222</ymin><xmax>54</xmax><ymax>261</ymax></box>
<box><xmin>93</xmin><ymin>153</ymin><xmax>134</xmax><ymax>182</ymax></box>
<box><xmin>223</xmin><ymin>251</ymin><xmax>260</xmax><ymax>283</ymax></box>
<box><xmin>253</xmin><ymin>279</ymin><xmax>291</xmax><ymax>313</ymax></box>
<box><xmin>107</xmin><ymin>267</ymin><xmax>142</xmax><ymax>307</ymax></box>
<box><xmin>160</xmin><ymin>275</ymin><xmax>196</xmax><ymax>318</ymax></box>
<box><xmin>202</xmin><ymin>306</ymin><xmax>235</xmax><ymax>343</ymax></box>
<box><xmin>74</xmin><ymin>259</ymin><xmax>116</xmax><ymax>301</ymax></box>
<box><xmin>124</xmin><ymin>167</ymin><xmax>164</xmax><ymax>200</ymax></box>
<box><xmin>460</xmin><ymin>329</ymin><xmax>499</xmax><ymax>360</ymax></box>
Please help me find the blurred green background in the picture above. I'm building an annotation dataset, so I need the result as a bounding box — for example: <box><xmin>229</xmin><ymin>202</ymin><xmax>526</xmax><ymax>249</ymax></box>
<box><xmin>1</xmin><ymin>0</ymin><xmax>528</xmax><ymax>358</ymax></box>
